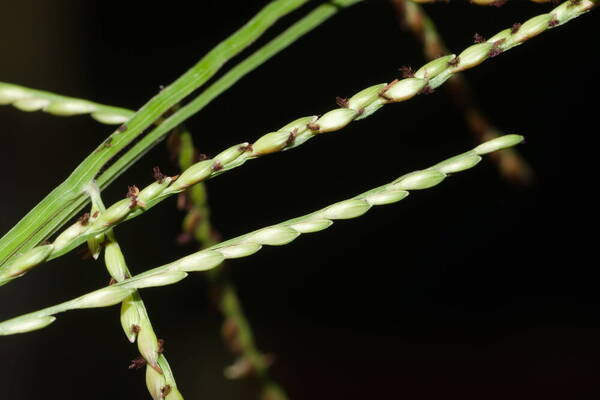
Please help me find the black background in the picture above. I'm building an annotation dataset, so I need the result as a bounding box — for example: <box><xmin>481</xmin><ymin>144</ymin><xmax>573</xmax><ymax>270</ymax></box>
<box><xmin>1</xmin><ymin>1</ymin><xmax>598</xmax><ymax>399</ymax></box>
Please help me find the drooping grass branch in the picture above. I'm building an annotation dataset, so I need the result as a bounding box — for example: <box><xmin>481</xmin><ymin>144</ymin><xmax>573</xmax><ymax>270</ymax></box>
<box><xmin>170</xmin><ymin>130</ymin><xmax>288</xmax><ymax>400</ymax></box>
<box><xmin>394</xmin><ymin>0</ymin><xmax>534</xmax><ymax>184</ymax></box>
<box><xmin>82</xmin><ymin>186</ymin><xmax>184</xmax><ymax>400</ymax></box>
<box><xmin>1</xmin><ymin>0</ymin><xmax>594</xmax><ymax>287</ymax></box>
<box><xmin>106</xmin><ymin>233</ymin><xmax>184</xmax><ymax>400</ymax></box>
<box><xmin>0</xmin><ymin>134</ymin><xmax>524</xmax><ymax>335</ymax></box>
<box><xmin>0</xmin><ymin>0</ymin><xmax>311</xmax><ymax>268</ymax></box>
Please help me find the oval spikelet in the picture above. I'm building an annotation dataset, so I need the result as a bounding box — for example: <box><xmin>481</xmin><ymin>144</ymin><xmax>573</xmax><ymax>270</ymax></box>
<box><xmin>93</xmin><ymin>199</ymin><xmax>132</xmax><ymax>228</ymax></box>
<box><xmin>252</xmin><ymin>131</ymin><xmax>291</xmax><ymax>156</ymax></box>
<box><xmin>171</xmin><ymin>160</ymin><xmax>214</xmax><ymax>191</ymax></box>
<box><xmin>279</xmin><ymin>116</ymin><xmax>318</xmax><ymax>133</ymax></box>
<box><xmin>138</xmin><ymin>178</ymin><xmax>172</xmax><ymax>204</ymax></box>
<box><xmin>383</xmin><ymin>78</ymin><xmax>427</xmax><ymax>102</ymax></box>
<box><xmin>250</xmin><ymin>226</ymin><xmax>300</xmax><ymax>246</ymax></box>
<box><xmin>146</xmin><ymin>365</ymin><xmax>166</xmax><ymax>400</ymax></box>
<box><xmin>488</xmin><ymin>28</ymin><xmax>512</xmax><ymax>43</ymax></box>
<box><xmin>171</xmin><ymin>250</ymin><xmax>224</xmax><ymax>272</ymax></box>
<box><xmin>127</xmin><ymin>271</ymin><xmax>188</xmax><ymax>289</ymax></box>
<box><xmin>0</xmin><ymin>86</ymin><xmax>28</xmax><ymax>104</ymax></box>
<box><xmin>53</xmin><ymin>221</ymin><xmax>90</xmax><ymax>252</ymax></box>
<box><xmin>512</xmin><ymin>14</ymin><xmax>552</xmax><ymax>43</ymax></box>
<box><xmin>13</xmin><ymin>98</ymin><xmax>50</xmax><ymax>111</ymax></box>
<box><xmin>44</xmin><ymin>101</ymin><xmax>96</xmax><ymax>116</ymax></box>
<box><xmin>454</xmin><ymin>43</ymin><xmax>493</xmax><ymax>71</ymax></box>
<box><xmin>0</xmin><ymin>315</ymin><xmax>56</xmax><ymax>336</ymax></box>
<box><xmin>91</xmin><ymin>112</ymin><xmax>130</xmax><ymax>124</ymax></box>
<box><xmin>434</xmin><ymin>152</ymin><xmax>482</xmax><ymax>174</ymax></box>
<box><xmin>473</xmin><ymin>135</ymin><xmax>524</xmax><ymax>155</ymax></box>
<box><xmin>120</xmin><ymin>294</ymin><xmax>141</xmax><ymax>343</ymax></box>
<box><xmin>348</xmin><ymin>84</ymin><xmax>387</xmax><ymax>110</ymax></box>
<box><xmin>213</xmin><ymin>144</ymin><xmax>247</xmax><ymax>165</ymax></box>
<box><xmin>137</xmin><ymin>320</ymin><xmax>160</xmax><ymax>368</ymax></box>
<box><xmin>314</xmin><ymin>108</ymin><xmax>358</xmax><ymax>133</ymax></box>
<box><xmin>289</xmin><ymin>219</ymin><xmax>333</xmax><ymax>233</ymax></box>
<box><xmin>320</xmin><ymin>199</ymin><xmax>371</xmax><ymax>220</ymax></box>
<box><xmin>104</xmin><ymin>241</ymin><xmax>128</xmax><ymax>281</ymax></box>
<box><xmin>551</xmin><ymin>1</ymin><xmax>591</xmax><ymax>20</ymax></box>
<box><xmin>415</xmin><ymin>55</ymin><xmax>455</xmax><ymax>79</ymax></box>
<box><xmin>392</xmin><ymin>170</ymin><xmax>446</xmax><ymax>190</ymax></box>
<box><xmin>0</xmin><ymin>244</ymin><xmax>54</xmax><ymax>278</ymax></box>
<box><xmin>74</xmin><ymin>286</ymin><xmax>133</xmax><ymax>309</ymax></box>
<box><xmin>366</xmin><ymin>190</ymin><xmax>409</xmax><ymax>206</ymax></box>
<box><xmin>217</xmin><ymin>243</ymin><xmax>262</xmax><ymax>259</ymax></box>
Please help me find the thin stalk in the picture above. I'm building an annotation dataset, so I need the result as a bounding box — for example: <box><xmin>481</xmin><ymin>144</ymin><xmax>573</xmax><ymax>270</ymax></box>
<box><xmin>0</xmin><ymin>134</ymin><xmax>524</xmax><ymax>335</ymax></box>
<box><xmin>170</xmin><ymin>130</ymin><xmax>288</xmax><ymax>400</ymax></box>
<box><xmin>1</xmin><ymin>0</ymin><xmax>594</xmax><ymax>287</ymax></box>
<box><xmin>394</xmin><ymin>0</ymin><xmax>534</xmax><ymax>184</ymax></box>
<box><xmin>0</xmin><ymin>0</ymin><xmax>310</xmax><ymax>268</ymax></box>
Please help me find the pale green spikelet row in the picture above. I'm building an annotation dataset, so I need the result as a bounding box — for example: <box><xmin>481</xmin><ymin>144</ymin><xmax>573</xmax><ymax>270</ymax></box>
<box><xmin>0</xmin><ymin>134</ymin><xmax>524</xmax><ymax>336</ymax></box>
<box><xmin>0</xmin><ymin>0</ymin><xmax>592</xmax><ymax>286</ymax></box>
<box><xmin>0</xmin><ymin>82</ymin><xmax>134</xmax><ymax>124</ymax></box>
<box><xmin>396</xmin><ymin>0</ymin><xmax>534</xmax><ymax>184</ymax></box>
<box><xmin>84</xmin><ymin>185</ymin><xmax>184</xmax><ymax>400</ymax></box>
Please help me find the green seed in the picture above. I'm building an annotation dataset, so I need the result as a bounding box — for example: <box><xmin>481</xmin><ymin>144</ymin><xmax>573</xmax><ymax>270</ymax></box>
<box><xmin>146</xmin><ymin>364</ymin><xmax>167</xmax><ymax>400</ymax></box>
<box><xmin>279</xmin><ymin>115</ymin><xmax>317</xmax><ymax>133</ymax></box>
<box><xmin>454</xmin><ymin>43</ymin><xmax>493</xmax><ymax>72</ymax></box>
<box><xmin>383</xmin><ymin>78</ymin><xmax>427</xmax><ymax>102</ymax></box>
<box><xmin>91</xmin><ymin>112</ymin><xmax>129</xmax><ymax>124</ymax></box>
<box><xmin>138</xmin><ymin>178</ymin><xmax>172</xmax><ymax>204</ymax></box>
<box><xmin>348</xmin><ymin>84</ymin><xmax>386</xmax><ymax>110</ymax></box>
<box><xmin>44</xmin><ymin>101</ymin><xmax>96</xmax><ymax>116</ymax></box>
<box><xmin>0</xmin><ymin>244</ymin><xmax>53</xmax><ymax>279</ymax></box>
<box><xmin>74</xmin><ymin>286</ymin><xmax>133</xmax><ymax>309</ymax></box>
<box><xmin>125</xmin><ymin>271</ymin><xmax>188</xmax><ymax>289</ymax></box>
<box><xmin>488</xmin><ymin>28</ymin><xmax>512</xmax><ymax>43</ymax></box>
<box><xmin>170</xmin><ymin>160</ymin><xmax>214</xmax><ymax>191</ymax></box>
<box><xmin>216</xmin><ymin>243</ymin><xmax>262</xmax><ymax>259</ymax></box>
<box><xmin>213</xmin><ymin>143</ymin><xmax>248</xmax><ymax>165</ymax></box>
<box><xmin>0</xmin><ymin>86</ymin><xmax>28</xmax><ymax>103</ymax></box>
<box><xmin>320</xmin><ymin>199</ymin><xmax>371</xmax><ymax>220</ymax></box>
<box><xmin>0</xmin><ymin>315</ymin><xmax>56</xmax><ymax>336</ymax></box>
<box><xmin>252</xmin><ymin>131</ymin><xmax>292</xmax><ymax>155</ymax></box>
<box><xmin>249</xmin><ymin>226</ymin><xmax>300</xmax><ymax>246</ymax></box>
<box><xmin>512</xmin><ymin>14</ymin><xmax>553</xmax><ymax>43</ymax></box>
<box><xmin>14</xmin><ymin>97</ymin><xmax>51</xmax><ymax>111</ymax></box>
<box><xmin>137</xmin><ymin>320</ymin><xmax>160</xmax><ymax>368</ymax></box>
<box><xmin>289</xmin><ymin>219</ymin><xmax>333</xmax><ymax>233</ymax></box>
<box><xmin>314</xmin><ymin>108</ymin><xmax>358</xmax><ymax>133</ymax></box>
<box><xmin>433</xmin><ymin>152</ymin><xmax>482</xmax><ymax>174</ymax></box>
<box><xmin>473</xmin><ymin>134</ymin><xmax>524</xmax><ymax>155</ymax></box>
<box><xmin>365</xmin><ymin>190</ymin><xmax>409</xmax><ymax>206</ymax></box>
<box><xmin>53</xmin><ymin>222</ymin><xmax>89</xmax><ymax>252</ymax></box>
<box><xmin>170</xmin><ymin>250</ymin><xmax>225</xmax><ymax>272</ymax></box>
<box><xmin>392</xmin><ymin>170</ymin><xmax>446</xmax><ymax>190</ymax></box>
<box><xmin>415</xmin><ymin>55</ymin><xmax>456</xmax><ymax>79</ymax></box>
<box><xmin>120</xmin><ymin>295</ymin><xmax>141</xmax><ymax>343</ymax></box>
